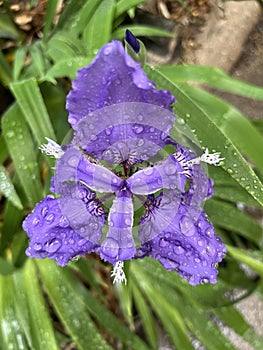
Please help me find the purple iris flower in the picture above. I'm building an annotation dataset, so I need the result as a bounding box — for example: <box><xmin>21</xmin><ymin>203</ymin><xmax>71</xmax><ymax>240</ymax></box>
<box><xmin>23</xmin><ymin>40</ymin><xmax>226</xmax><ymax>285</ymax></box>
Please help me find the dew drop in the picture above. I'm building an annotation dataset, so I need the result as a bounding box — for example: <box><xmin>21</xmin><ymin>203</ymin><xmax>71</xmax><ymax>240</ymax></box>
<box><xmin>46</xmin><ymin>214</ymin><xmax>55</xmax><ymax>223</ymax></box>
<box><xmin>227</xmin><ymin>168</ymin><xmax>233</xmax><ymax>174</ymax></box>
<box><xmin>137</xmin><ymin>139</ymin><xmax>144</xmax><ymax>146</ymax></box>
<box><xmin>144</xmin><ymin>167</ymin><xmax>154</xmax><ymax>176</ymax></box>
<box><xmin>41</xmin><ymin>206</ymin><xmax>49</xmax><ymax>218</ymax></box>
<box><xmin>105</xmin><ymin>126</ymin><xmax>113</xmax><ymax>135</ymax></box>
<box><xmin>45</xmin><ymin>238</ymin><xmax>62</xmax><ymax>253</ymax></box>
<box><xmin>197</xmin><ymin>240</ymin><xmax>204</xmax><ymax>247</ymax></box>
<box><xmin>206</xmin><ymin>243</ymin><xmax>216</xmax><ymax>256</ymax></box>
<box><xmin>177</xmin><ymin>118</ymin><xmax>185</xmax><ymax>125</ymax></box>
<box><xmin>173</xmin><ymin>245</ymin><xmax>185</xmax><ymax>255</ymax></box>
<box><xmin>137</xmin><ymin>114</ymin><xmax>144</xmax><ymax>122</ymax></box>
<box><xmin>125</xmin><ymin>218</ymin><xmax>132</xmax><ymax>226</ymax></box>
<box><xmin>33</xmin><ymin>242</ymin><xmax>42</xmax><ymax>251</ymax></box>
<box><xmin>78</xmin><ymin>238</ymin><xmax>87</xmax><ymax>246</ymax></box>
<box><xmin>159</xmin><ymin>238</ymin><xmax>169</xmax><ymax>247</ymax></box>
<box><xmin>104</xmin><ymin>46</ymin><xmax>112</xmax><ymax>55</ymax></box>
<box><xmin>132</xmin><ymin>124</ymin><xmax>144</xmax><ymax>134</ymax></box>
<box><xmin>32</xmin><ymin>217</ymin><xmax>40</xmax><ymax>226</ymax></box>
<box><xmin>6</xmin><ymin>131</ymin><xmax>15</xmax><ymax>138</ymax></box>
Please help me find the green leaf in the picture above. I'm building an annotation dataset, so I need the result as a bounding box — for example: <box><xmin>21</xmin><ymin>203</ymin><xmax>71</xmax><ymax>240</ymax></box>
<box><xmin>47</xmin><ymin>31</ymin><xmax>86</xmax><ymax>62</ymax></box>
<box><xmin>0</xmin><ymin>275</ymin><xmax>28</xmax><ymax>349</ymax></box>
<box><xmin>9</xmin><ymin>78</ymin><xmax>56</xmax><ymax>145</ymax></box>
<box><xmin>28</xmin><ymin>42</ymin><xmax>46</xmax><ymax>78</ymax></box>
<box><xmin>0</xmin><ymin>164</ymin><xmax>23</xmax><ymax>209</ymax></box>
<box><xmin>0</xmin><ymin>257</ymin><xmax>15</xmax><ymax>275</ymax></box>
<box><xmin>159</xmin><ymin>65</ymin><xmax>263</xmax><ymax>101</ymax></box>
<box><xmin>112</xmin><ymin>25</ymin><xmax>173</xmax><ymax>40</ymax></box>
<box><xmin>1</xmin><ymin>200</ymin><xmax>24</xmax><ymax>253</ymax></box>
<box><xmin>145</xmin><ymin>66</ymin><xmax>263</xmax><ymax>206</ymax></box>
<box><xmin>0</xmin><ymin>50</ymin><xmax>12</xmax><ymax>85</ymax></box>
<box><xmin>56</xmin><ymin>0</ymin><xmax>88</xmax><ymax>30</ymax></box>
<box><xmin>83</xmin><ymin>0</ymin><xmax>115</xmax><ymax>53</ymax></box>
<box><xmin>13</xmin><ymin>47</ymin><xmax>27</xmax><ymax>81</ymax></box>
<box><xmin>133</xmin><ymin>259</ymin><xmax>237</xmax><ymax>350</ymax></box>
<box><xmin>22</xmin><ymin>260</ymin><xmax>60</xmax><ymax>349</ymax></box>
<box><xmin>66</xmin><ymin>265</ymin><xmax>150</xmax><ymax>350</ymax></box>
<box><xmin>43</xmin><ymin>0</ymin><xmax>60</xmax><ymax>40</ymax></box>
<box><xmin>209</xmin><ymin>166</ymin><xmax>262</xmax><ymax>208</ymax></box>
<box><xmin>65</xmin><ymin>0</ymin><xmax>102</xmax><ymax>37</ymax></box>
<box><xmin>177</xmin><ymin>83</ymin><xmax>263</xmax><ymax>173</ymax></box>
<box><xmin>0</xmin><ymin>135</ymin><xmax>8</xmax><ymax>164</ymax></box>
<box><xmin>0</xmin><ymin>12</ymin><xmax>21</xmax><ymax>40</ymax></box>
<box><xmin>215</xmin><ymin>305</ymin><xmax>263</xmax><ymax>350</ymax></box>
<box><xmin>1</xmin><ymin>103</ymin><xmax>43</xmax><ymax>205</ymax></box>
<box><xmin>132</xmin><ymin>283</ymin><xmax>158</xmax><ymax>349</ymax></box>
<box><xmin>132</xmin><ymin>263</ymin><xmax>194</xmax><ymax>350</ymax></box>
<box><xmin>205</xmin><ymin>199</ymin><xmax>262</xmax><ymax>245</ymax></box>
<box><xmin>37</xmin><ymin>260</ymin><xmax>113</xmax><ymax>350</ymax></box>
<box><xmin>44</xmin><ymin>56</ymin><xmax>93</xmax><ymax>80</ymax></box>
<box><xmin>226</xmin><ymin>245</ymin><xmax>263</xmax><ymax>275</ymax></box>
<box><xmin>115</xmin><ymin>0</ymin><xmax>148</xmax><ymax>18</ymax></box>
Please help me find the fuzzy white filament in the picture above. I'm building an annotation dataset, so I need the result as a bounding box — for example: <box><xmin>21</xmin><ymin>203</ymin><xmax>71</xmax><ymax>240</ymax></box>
<box><xmin>185</xmin><ymin>149</ymin><xmax>224</xmax><ymax>167</ymax></box>
<box><xmin>111</xmin><ymin>261</ymin><xmax>127</xmax><ymax>284</ymax></box>
<box><xmin>39</xmin><ymin>137</ymin><xmax>64</xmax><ymax>159</ymax></box>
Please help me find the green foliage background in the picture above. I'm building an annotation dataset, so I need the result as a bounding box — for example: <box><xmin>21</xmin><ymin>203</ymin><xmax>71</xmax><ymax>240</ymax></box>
<box><xmin>0</xmin><ymin>0</ymin><xmax>263</xmax><ymax>349</ymax></box>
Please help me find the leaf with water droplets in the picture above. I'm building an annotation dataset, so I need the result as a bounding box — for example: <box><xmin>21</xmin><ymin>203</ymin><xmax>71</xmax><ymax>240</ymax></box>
<box><xmin>2</xmin><ymin>103</ymin><xmax>43</xmax><ymax>206</ymax></box>
<box><xmin>37</xmin><ymin>260</ymin><xmax>114</xmax><ymax>350</ymax></box>
<box><xmin>0</xmin><ymin>164</ymin><xmax>23</xmax><ymax>209</ymax></box>
<box><xmin>83</xmin><ymin>0</ymin><xmax>115</xmax><ymax>53</ymax></box>
<box><xmin>146</xmin><ymin>66</ymin><xmax>263</xmax><ymax>206</ymax></box>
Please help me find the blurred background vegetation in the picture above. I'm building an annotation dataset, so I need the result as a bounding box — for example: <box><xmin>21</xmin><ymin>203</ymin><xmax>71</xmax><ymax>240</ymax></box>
<box><xmin>0</xmin><ymin>0</ymin><xmax>263</xmax><ymax>349</ymax></box>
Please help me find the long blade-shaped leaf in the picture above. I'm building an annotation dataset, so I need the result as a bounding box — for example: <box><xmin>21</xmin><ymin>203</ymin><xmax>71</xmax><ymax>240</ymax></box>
<box><xmin>9</xmin><ymin>78</ymin><xmax>56</xmax><ymax>145</ymax></box>
<box><xmin>159</xmin><ymin>65</ymin><xmax>263</xmax><ymax>101</ymax></box>
<box><xmin>83</xmin><ymin>0</ymin><xmax>115</xmax><ymax>53</ymax></box>
<box><xmin>145</xmin><ymin>66</ymin><xmax>263</xmax><ymax>206</ymax></box>
<box><xmin>37</xmin><ymin>260</ymin><xmax>113</xmax><ymax>350</ymax></box>
<box><xmin>0</xmin><ymin>164</ymin><xmax>22</xmax><ymax>209</ymax></box>
<box><xmin>1</xmin><ymin>103</ymin><xmax>43</xmax><ymax>206</ymax></box>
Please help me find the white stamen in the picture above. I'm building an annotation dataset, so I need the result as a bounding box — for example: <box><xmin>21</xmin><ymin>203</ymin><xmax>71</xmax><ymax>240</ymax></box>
<box><xmin>111</xmin><ymin>261</ymin><xmax>127</xmax><ymax>285</ymax></box>
<box><xmin>39</xmin><ymin>137</ymin><xmax>64</xmax><ymax>159</ymax></box>
<box><xmin>184</xmin><ymin>149</ymin><xmax>224</xmax><ymax>167</ymax></box>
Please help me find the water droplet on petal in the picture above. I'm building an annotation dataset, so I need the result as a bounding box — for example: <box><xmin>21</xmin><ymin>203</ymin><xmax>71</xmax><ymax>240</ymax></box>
<box><xmin>33</xmin><ymin>242</ymin><xmax>42</xmax><ymax>251</ymax></box>
<box><xmin>78</xmin><ymin>238</ymin><xmax>87</xmax><ymax>246</ymax></box>
<box><xmin>132</xmin><ymin>124</ymin><xmax>144</xmax><ymax>134</ymax></box>
<box><xmin>173</xmin><ymin>245</ymin><xmax>185</xmax><ymax>255</ymax></box>
<box><xmin>144</xmin><ymin>168</ymin><xmax>154</xmax><ymax>176</ymax></box>
<box><xmin>68</xmin><ymin>117</ymin><xmax>77</xmax><ymax>125</ymax></box>
<box><xmin>46</xmin><ymin>214</ymin><xmax>55</xmax><ymax>224</ymax></box>
<box><xmin>105</xmin><ymin>126</ymin><xmax>113</xmax><ymax>135</ymax></box>
<box><xmin>41</xmin><ymin>206</ymin><xmax>49</xmax><ymax>217</ymax></box>
<box><xmin>45</xmin><ymin>238</ymin><xmax>62</xmax><ymax>253</ymax></box>
<box><xmin>137</xmin><ymin>114</ymin><xmax>144</xmax><ymax>122</ymax></box>
<box><xmin>104</xmin><ymin>46</ymin><xmax>112</xmax><ymax>55</ymax></box>
<box><xmin>159</xmin><ymin>238</ymin><xmax>169</xmax><ymax>247</ymax></box>
<box><xmin>137</xmin><ymin>139</ymin><xmax>144</xmax><ymax>146</ymax></box>
<box><xmin>32</xmin><ymin>217</ymin><xmax>40</xmax><ymax>226</ymax></box>
<box><xmin>206</xmin><ymin>243</ymin><xmax>216</xmax><ymax>256</ymax></box>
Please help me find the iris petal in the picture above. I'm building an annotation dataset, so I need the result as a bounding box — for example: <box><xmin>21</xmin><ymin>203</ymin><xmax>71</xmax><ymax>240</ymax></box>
<box><xmin>53</xmin><ymin>147</ymin><xmax>123</xmax><ymax>194</ymax></box>
<box><xmin>74</xmin><ymin>102</ymin><xmax>175</xmax><ymax>165</ymax></box>
<box><xmin>100</xmin><ymin>189</ymin><xmax>136</xmax><ymax>264</ymax></box>
<box><xmin>66</xmin><ymin>41</ymin><xmax>175</xmax><ymax>127</ymax></box>
<box><xmin>23</xmin><ymin>194</ymin><xmax>104</xmax><ymax>266</ymax></box>
<box><xmin>137</xmin><ymin>191</ymin><xmax>226</xmax><ymax>285</ymax></box>
<box><xmin>127</xmin><ymin>155</ymin><xmax>186</xmax><ymax>194</ymax></box>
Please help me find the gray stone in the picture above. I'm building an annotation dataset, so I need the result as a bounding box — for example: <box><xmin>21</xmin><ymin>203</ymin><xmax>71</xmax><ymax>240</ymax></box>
<box><xmin>192</xmin><ymin>1</ymin><xmax>262</xmax><ymax>72</ymax></box>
